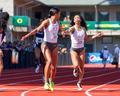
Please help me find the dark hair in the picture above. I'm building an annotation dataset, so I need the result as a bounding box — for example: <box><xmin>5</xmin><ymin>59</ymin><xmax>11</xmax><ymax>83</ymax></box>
<box><xmin>48</xmin><ymin>7</ymin><xmax>60</xmax><ymax>18</ymax></box>
<box><xmin>71</xmin><ymin>15</ymin><xmax>87</xmax><ymax>30</ymax></box>
<box><xmin>0</xmin><ymin>11</ymin><xmax>9</xmax><ymax>41</ymax></box>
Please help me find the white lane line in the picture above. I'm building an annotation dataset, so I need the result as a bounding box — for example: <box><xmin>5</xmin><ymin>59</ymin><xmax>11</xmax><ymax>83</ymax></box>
<box><xmin>0</xmin><ymin>68</ymin><xmax>106</xmax><ymax>81</ymax></box>
<box><xmin>21</xmin><ymin>70</ymin><xmax>120</xmax><ymax>96</ymax></box>
<box><xmin>1</xmin><ymin>69</ymin><xmax>72</xmax><ymax>77</ymax></box>
<box><xmin>0</xmin><ymin>70</ymin><xmax>73</xmax><ymax>81</ymax></box>
<box><xmin>0</xmin><ymin>87</ymin><xmax>30</xmax><ymax>91</ymax></box>
<box><xmin>2</xmin><ymin>70</ymin><xmax>34</xmax><ymax>76</ymax></box>
<box><xmin>92</xmin><ymin>88</ymin><xmax>120</xmax><ymax>91</ymax></box>
<box><xmin>85</xmin><ymin>78</ymin><xmax>120</xmax><ymax>96</ymax></box>
<box><xmin>0</xmin><ymin>69</ymin><xmax>106</xmax><ymax>87</ymax></box>
<box><xmin>57</xmin><ymin>70</ymin><xmax>120</xmax><ymax>85</ymax></box>
<box><xmin>101</xmin><ymin>88</ymin><xmax>120</xmax><ymax>91</ymax></box>
<box><xmin>2</xmin><ymin>65</ymin><xmax>108</xmax><ymax>77</ymax></box>
<box><xmin>1</xmin><ymin>79</ymin><xmax>40</xmax><ymax>86</ymax></box>
<box><xmin>2</xmin><ymin>65</ymin><xmax>74</xmax><ymax>76</ymax></box>
<box><xmin>0</xmin><ymin>68</ymin><xmax>107</xmax><ymax>94</ymax></box>
<box><xmin>0</xmin><ymin>87</ymin><xmax>84</xmax><ymax>92</ymax></box>
<box><xmin>2</xmin><ymin>72</ymin><xmax>35</xmax><ymax>77</ymax></box>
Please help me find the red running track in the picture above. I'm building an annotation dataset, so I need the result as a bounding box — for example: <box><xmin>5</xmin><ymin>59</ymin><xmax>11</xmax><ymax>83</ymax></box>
<box><xmin>0</xmin><ymin>64</ymin><xmax>120</xmax><ymax>96</ymax></box>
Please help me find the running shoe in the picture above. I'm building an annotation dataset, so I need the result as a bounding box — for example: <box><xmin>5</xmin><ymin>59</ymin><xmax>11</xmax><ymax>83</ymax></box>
<box><xmin>35</xmin><ymin>64</ymin><xmax>41</xmax><ymax>73</ymax></box>
<box><xmin>44</xmin><ymin>83</ymin><xmax>49</xmax><ymax>90</ymax></box>
<box><xmin>73</xmin><ymin>68</ymin><xmax>79</xmax><ymax>77</ymax></box>
<box><xmin>49</xmin><ymin>81</ymin><xmax>55</xmax><ymax>91</ymax></box>
<box><xmin>77</xmin><ymin>82</ymin><xmax>83</xmax><ymax>91</ymax></box>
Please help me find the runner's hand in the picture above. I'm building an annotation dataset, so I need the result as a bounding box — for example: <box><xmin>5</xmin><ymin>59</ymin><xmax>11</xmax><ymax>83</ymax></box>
<box><xmin>96</xmin><ymin>31</ymin><xmax>103</xmax><ymax>37</ymax></box>
<box><xmin>21</xmin><ymin>36</ymin><xmax>27</xmax><ymax>41</ymax></box>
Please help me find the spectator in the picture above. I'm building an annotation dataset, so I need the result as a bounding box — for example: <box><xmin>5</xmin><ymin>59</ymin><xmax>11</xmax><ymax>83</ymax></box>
<box><xmin>63</xmin><ymin>16</ymin><xmax>71</xmax><ymax>22</ymax></box>
<box><xmin>63</xmin><ymin>17</ymin><xmax>67</xmax><ymax>21</ymax></box>
<box><xmin>66</xmin><ymin>15</ymin><xmax>71</xmax><ymax>22</ymax></box>
<box><xmin>113</xmin><ymin>44</ymin><xmax>120</xmax><ymax>68</ymax></box>
<box><xmin>101</xmin><ymin>46</ymin><xmax>110</xmax><ymax>68</ymax></box>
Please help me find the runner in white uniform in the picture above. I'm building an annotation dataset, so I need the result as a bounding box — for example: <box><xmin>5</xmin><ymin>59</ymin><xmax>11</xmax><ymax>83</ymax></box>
<box><xmin>0</xmin><ymin>10</ymin><xmax>9</xmax><ymax>76</ymax></box>
<box><xmin>63</xmin><ymin>15</ymin><xmax>102</xmax><ymax>90</ymax></box>
<box><xmin>41</xmin><ymin>16</ymin><xmax>59</xmax><ymax>92</ymax></box>
<box><xmin>21</xmin><ymin>7</ymin><xmax>60</xmax><ymax>91</ymax></box>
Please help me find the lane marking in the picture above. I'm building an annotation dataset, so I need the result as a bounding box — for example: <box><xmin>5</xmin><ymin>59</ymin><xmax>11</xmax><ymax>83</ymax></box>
<box><xmin>0</xmin><ymin>70</ymin><xmax>75</xmax><ymax>81</ymax></box>
<box><xmin>85</xmin><ymin>78</ymin><xmax>120</xmax><ymax>96</ymax></box>
<box><xmin>21</xmin><ymin>70</ymin><xmax>120</xmax><ymax>96</ymax></box>
<box><xmin>0</xmin><ymin>68</ymin><xmax>106</xmax><ymax>81</ymax></box>
<box><xmin>1</xmin><ymin>69</ymin><xmax>72</xmax><ymax>78</ymax></box>
<box><xmin>0</xmin><ymin>69</ymin><xmax>106</xmax><ymax>87</ymax></box>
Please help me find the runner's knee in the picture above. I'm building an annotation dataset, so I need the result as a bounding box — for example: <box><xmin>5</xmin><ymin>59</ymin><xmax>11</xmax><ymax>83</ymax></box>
<box><xmin>0</xmin><ymin>63</ymin><xmax>3</xmax><ymax>70</ymax></box>
<box><xmin>0</xmin><ymin>50</ymin><xmax>3</xmax><ymax>56</ymax></box>
<box><xmin>46</xmin><ymin>59</ymin><xmax>52</xmax><ymax>66</ymax></box>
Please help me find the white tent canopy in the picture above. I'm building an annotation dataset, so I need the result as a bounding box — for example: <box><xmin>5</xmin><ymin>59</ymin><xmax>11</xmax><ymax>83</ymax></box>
<box><xmin>35</xmin><ymin>0</ymin><xmax>120</xmax><ymax>6</ymax></box>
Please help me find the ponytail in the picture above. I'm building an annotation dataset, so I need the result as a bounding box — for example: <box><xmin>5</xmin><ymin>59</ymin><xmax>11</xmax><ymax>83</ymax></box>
<box><xmin>48</xmin><ymin>7</ymin><xmax>60</xmax><ymax>18</ymax></box>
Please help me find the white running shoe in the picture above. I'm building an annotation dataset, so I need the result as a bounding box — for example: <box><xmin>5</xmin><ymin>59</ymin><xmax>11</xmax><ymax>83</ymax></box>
<box><xmin>77</xmin><ymin>82</ymin><xmax>83</xmax><ymax>91</ymax></box>
<box><xmin>73</xmin><ymin>68</ymin><xmax>78</xmax><ymax>77</ymax></box>
<box><xmin>35</xmin><ymin>64</ymin><xmax>41</xmax><ymax>73</ymax></box>
<box><xmin>44</xmin><ymin>83</ymin><xmax>49</xmax><ymax>90</ymax></box>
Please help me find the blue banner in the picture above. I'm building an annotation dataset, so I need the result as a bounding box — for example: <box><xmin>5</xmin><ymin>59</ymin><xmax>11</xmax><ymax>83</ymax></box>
<box><xmin>87</xmin><ymin>53</ymin><xmax>113</xmax><ymax>64</ymax></box>
<box><xmin>87</xmin><ymin>53</ymin><xmax>102</xmax><ymax>64</ymax></box>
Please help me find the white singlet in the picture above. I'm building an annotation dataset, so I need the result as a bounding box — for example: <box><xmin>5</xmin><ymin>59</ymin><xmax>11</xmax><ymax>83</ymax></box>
<box><xmin>71</xmin><ymin>26</ymin><xmax>85</xmax><ymax>48</ymax></box>
<box><xmin>43</xmin><ymin>19</ymin><xmax>59</xmax><ymax>43</ymax></box>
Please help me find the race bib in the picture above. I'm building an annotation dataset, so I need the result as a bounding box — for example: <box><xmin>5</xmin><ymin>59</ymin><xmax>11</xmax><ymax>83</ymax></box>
<box><xmin>36</xmin><ymin>38</ymin><xmax>43</xmax><ymax>44</ymax></box>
